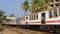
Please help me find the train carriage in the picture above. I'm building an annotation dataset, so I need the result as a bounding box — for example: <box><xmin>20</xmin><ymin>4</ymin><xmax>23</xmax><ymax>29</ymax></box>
<box><xmin>19</xmin><ymin>6</ymin><xmax>60</xmax><ymax>33</ymax></box>
<box><xmin>20</xmin><ymin>6</ymin><xmax>60</xmax><ymax>25</ymax></box>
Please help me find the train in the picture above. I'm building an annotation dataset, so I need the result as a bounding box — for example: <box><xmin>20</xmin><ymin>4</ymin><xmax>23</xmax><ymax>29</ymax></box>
<box><xmin>2</xmin><ymin>6</ymin><xmax>60</xmax><ymax>33</ymax></box>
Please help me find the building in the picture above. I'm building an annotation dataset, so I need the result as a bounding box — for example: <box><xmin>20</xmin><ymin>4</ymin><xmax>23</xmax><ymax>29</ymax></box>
<box><xmin>6</xmin><ymin>16</ymin><xmax>17</xmax><ymax>24</ymax></box>
<box><xmin>49</xmin><ymin>0</ymin><xmax>60</xmax><ymax>7</ymax></box>
<box><xmin>6</xmin><ymin>16</ymin><xmax>16</xmax><ymax>19</ymax></box>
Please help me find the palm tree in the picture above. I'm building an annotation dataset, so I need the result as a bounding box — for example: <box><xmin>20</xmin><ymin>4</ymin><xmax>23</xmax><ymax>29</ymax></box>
<box><xmin>31</xmin><ymin>0</ymin><xmax>50</xmax><ymax>13</ymax></box>
<box><xmin>22</xmin><ymin>0</ymin><xmax>29</xmax><ymax>15</ymax></box>
<box><xmin>30</xmin><ymin>0</ymin><xmax>39</xmax><ymax>13</ymax></box>
<box><xmin>22</xmin><ymin>0</ymin><xmax>50</xmax><ymax>13</ymax></box>
<box><xmin>23</xmin><ymin>0</ymin><xmax>49</xmax><ymax>13</ymax></box>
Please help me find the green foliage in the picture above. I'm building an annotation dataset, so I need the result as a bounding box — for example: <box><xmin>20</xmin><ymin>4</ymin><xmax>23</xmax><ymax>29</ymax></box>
<box><xmin>0</xmin><ymin>10</ymin><xmax>5</xmax><ymax>20</ymax></box>
<box><xmin>3</xmin><ymin>15</ymin><xmax>7</xmax><ymax>20</ymax></box>
<box><xmin>0</xmin><ymin>11</ymin><xmax>5</xmax><ymax>17</ymax></box>
<box><xmin>22</xmin><ymin>0</ymin><xmax>50</xmax><ymax>13</ymax></box>
<box><xmin>0</xmin><ymin>24</ymin><xmax>3</xmax><ymax>31</ymax></box>
<box><xmin>9</xmin><ymin>14</ymin><xmax>15</xmax><ymax>17</ymax></box>
<box><xmin>30</xmin><ymin>0</ymin><xmax>50</xmax><ymax>12</ymax></box>
<box><xmin>22</xmin><ymin>0</ymin><xmax>29</xmax><ymax>11</ymax></box>
<box><xmin>0</xmin><ymin>10</ymin><xmax>6</xmax><ymax>31</ymax></box>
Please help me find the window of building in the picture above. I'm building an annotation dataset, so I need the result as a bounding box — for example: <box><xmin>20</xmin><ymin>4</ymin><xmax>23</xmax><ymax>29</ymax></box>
<box><xmin>55</xmin><ymin>0</ymin><xmax>59</xmax><ymax>2</ymax></box>
<box><xmin>53</xmin><ymin>8</ymin><xmax>58</xmax><ymax>17</ymax></box>
<box><xmin>50</xmin><ymin>0</ymin><xmax>54</xmax><ymax>2</ymax></box>
<box><xmin>50</xmin><ymin>4</ymin><xmax>54</xmax><ymax>7</ymax></box>
<box><xmin>49</xmin><ymin>9</ymin><xmax>52</xmax><ymax>18</ymax></box>
<box><xmin>56</xmin><ymin>4</ymin><xmax>59</xmax><ymax>6</ymax></box>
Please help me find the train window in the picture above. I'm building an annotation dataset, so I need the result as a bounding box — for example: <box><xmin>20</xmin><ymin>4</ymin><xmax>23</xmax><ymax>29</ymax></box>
<box><xmin>29</xmin><ymin>16</ymin><xmax>32</xmax><ymax>20</ymax></box>
<box><xmin>54</xmin><ymin>8</ymin><xmax>58</xmax><ymax>17</ymax></box>
<box><xmin>36</xmin><ymin>14</ymin><xmax>38</xmax><ymax>19</ymax></box>
<box><xmin>31</xmin><ymin>15</ymin><xmax>33</xmax><ymax>20</ymax></box>
<box><xmin>33</xmin><ymin>14</ymin><xmax>35</xmax><ymax>20</ymax></box>
<box><xmin>49</xmin><ymin>9</ymin><xmax>52</xmax><ymax>18</ymax></box>
<box><xmin>29</xmin><ymin>16</ymin><xmax>31</xmax><ymax>20</ymax></box>
<box><xmin>59</xmin><ymin>8</ymin><xmax>60</xmax><ymax>16</ymax></box>
<box><xmin>26</xmin><ymin>17</ymin><xmax>28</xmax><ymax>19</ymax></box>
<box><xmin>29</xmin><ymin>14</ymin><xmax>38</xmax><ymax>20</ymax></box>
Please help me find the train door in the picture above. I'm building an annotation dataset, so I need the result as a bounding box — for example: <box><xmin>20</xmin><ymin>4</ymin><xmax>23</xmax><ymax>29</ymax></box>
<box><xmin>41</xmin><ymin>13</ymin><xmax>45</xmax><ymax>24</ymax></box>
<box><xmin>26</xmin><ymin>17</ymin><xmax>28</xmax><ymax>25</ymax></box>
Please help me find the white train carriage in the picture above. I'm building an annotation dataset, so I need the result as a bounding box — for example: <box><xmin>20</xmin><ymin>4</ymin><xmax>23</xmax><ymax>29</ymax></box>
<box><xmin>20</xmin><ymin>6</ymin><xmax>60</xmax><ymax>25</ymax></box>
<box><xmin>19</xmin><ymin>6</ymin><xmax>60</xmax><ymax>33</ymax></box>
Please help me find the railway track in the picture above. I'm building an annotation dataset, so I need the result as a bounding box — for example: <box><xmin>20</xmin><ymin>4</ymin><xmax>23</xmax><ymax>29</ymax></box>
<box><xmin>10</xmin><ymin>27</ymin><xmax>40</xmax><ymax>34</ymax></box>
<box><xmin>4</xmin><ymin>26</ymin><xmax>52</xmax><ymax>34</ymax></box>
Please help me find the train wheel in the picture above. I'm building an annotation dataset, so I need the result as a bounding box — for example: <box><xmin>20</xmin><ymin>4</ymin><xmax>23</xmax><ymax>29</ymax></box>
<box><xmin>48</xmin><ymin>29</ymin><xmax>55</xmax><ymax>33</ymax></box>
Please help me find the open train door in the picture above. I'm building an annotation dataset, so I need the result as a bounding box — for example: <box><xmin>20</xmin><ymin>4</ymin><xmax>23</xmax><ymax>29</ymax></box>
<box><xmin>41</xmin><ymin>13</ymin><xmax>45</xmax><ymax>24</ymax></box>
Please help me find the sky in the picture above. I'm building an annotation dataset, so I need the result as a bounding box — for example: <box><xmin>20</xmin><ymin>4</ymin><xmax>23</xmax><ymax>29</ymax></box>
<box><xmin>0</xmin><ymin>0</ymin><xmax>31</xmax><ymax>18</ymax></box>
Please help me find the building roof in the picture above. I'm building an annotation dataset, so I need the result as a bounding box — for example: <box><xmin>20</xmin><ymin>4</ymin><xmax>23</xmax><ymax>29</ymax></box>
<box><xmin>6</xmin><ymin>16</ymin><xmax>16</xmax><ymax>19</ymax></box>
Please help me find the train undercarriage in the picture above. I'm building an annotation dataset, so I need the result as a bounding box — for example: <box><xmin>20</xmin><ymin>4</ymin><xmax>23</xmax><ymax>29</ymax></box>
<box><xmin>19</xmin><ymin>25</ymin><xmax>60</xmax><ymax>34</ymax></box>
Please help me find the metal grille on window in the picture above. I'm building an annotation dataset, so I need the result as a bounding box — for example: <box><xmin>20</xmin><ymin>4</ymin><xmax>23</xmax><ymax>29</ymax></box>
<box><xmin>49</xmin><ymin>9</ymin><xmax>52</xmax><ymax>18</ymax></box>
<box><xmin>36</xmin><ymin>14</ymin><xmax>38</xmax><ymax>19</ymax></box>
<box><xmin>55</xmin><ymin>0</ymin><xmax>59</xmax><ymax>2</ymax></box>
<box><xmin>33</xmin><ymin>14</ymin><xmax>35</xmax><ymax>20</ymax></box>
<box><xmin>29</xmin><ymin>16</ymin><xmax>31</xmax><ymax>20</ymax></box>
<box><xmin>53</xmin><ymin>8</ymin><xmax>57</xmax><ymax>17</ymax></box>
<box><xmin>31</xmin><ymin>15</ymin><xmax>33</xmax><ymax>20</ymax></box>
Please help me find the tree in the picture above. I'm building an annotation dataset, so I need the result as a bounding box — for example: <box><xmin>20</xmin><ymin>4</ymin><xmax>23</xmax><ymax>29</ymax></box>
<box><xmin>22</xmin><ymin>0</ymin><xmax>30</xmax><ymax>15</ymax></box>
<box><xmin>0</xmin><ymin>10</ymin><xmax>7</xmax><ymax>24</ymax></box>
<box><xmin>9</xmin><ymin>14</ymin><xmax>15</xmax><ymax>17</ymax></box>
<box><xmin>30</xmin><ymin>0</ymin><xmax>40</xmax><ymax>13</ymax></box>
<box><xmin>0</xmin><ymin>10</ymin><xmax>5</xmax><ymax>31</ymax></box>
<box><xmin>30</xmin><ymin>0</ymin><xmax>50</xmax><ymax>13</ymax></box>
<box><xmin>0</xmin><ymin>10</ymin><xmax>5</xmax><ymax>22</ymax></box>
<box><xmin>22</xmin><ymin>0</ymin><xmax>50</xmax><ymax>13</ymax></box>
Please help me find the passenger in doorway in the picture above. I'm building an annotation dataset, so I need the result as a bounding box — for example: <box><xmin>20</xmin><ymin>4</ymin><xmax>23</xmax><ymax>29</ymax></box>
<box><xmin>42</xmin><ymin>16</ymin><xmax>45</xmax><ymax>24</ymax></box>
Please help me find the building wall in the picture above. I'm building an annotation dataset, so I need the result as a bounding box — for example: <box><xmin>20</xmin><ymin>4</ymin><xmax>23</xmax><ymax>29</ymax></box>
<box><xmin>49</xmin><ymin>0</ymin><xmax>60</xmax><ymax>7</ymax></box>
